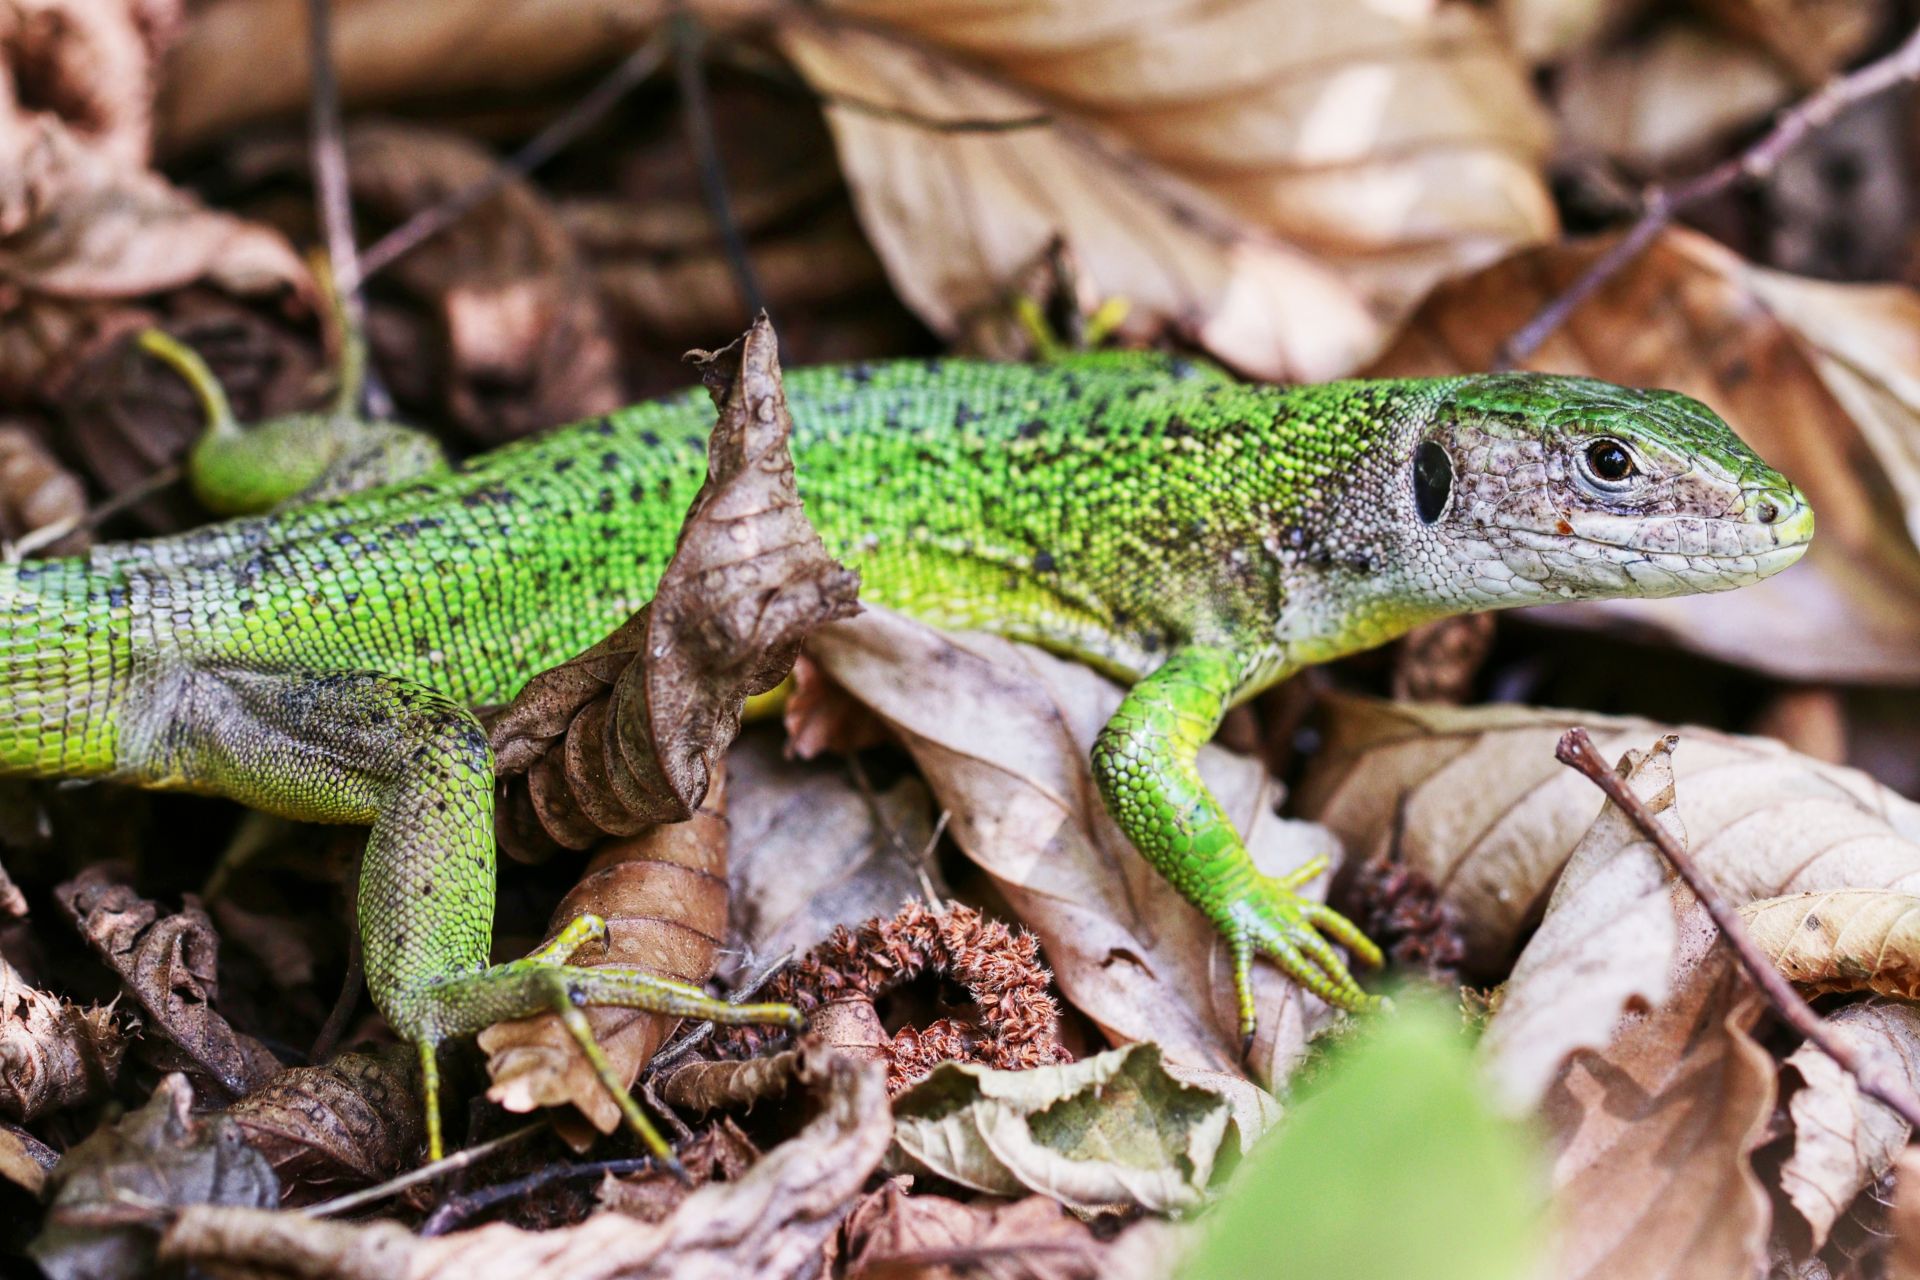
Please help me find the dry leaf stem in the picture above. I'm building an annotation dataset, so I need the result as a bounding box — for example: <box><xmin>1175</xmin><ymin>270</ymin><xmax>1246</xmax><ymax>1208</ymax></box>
<box><xmin>672</xmin><ymin>15</ymin><xmax>765</xmax><ymax>317</ymax></box>
<box><xmin>301</xmin><ymin>1121</ymin><xmax>544</xmax><ymax>1218</ymax></box>
<box><xmin>1555</xmin><ymin>727</ymin><xmax>1920</xmax><ymax>1133</ymax></box>
<box><xmin>1500</xmin><ymin>21</ymin><xmax>1920</xmax><ymax>367</ymax></box>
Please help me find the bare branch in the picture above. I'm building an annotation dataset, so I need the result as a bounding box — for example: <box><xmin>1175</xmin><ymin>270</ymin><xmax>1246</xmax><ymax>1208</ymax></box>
<box><xmin>1554</xmin><ymin>728</ymin><xmax>1920</xmax><ymax>1134</ymax></box>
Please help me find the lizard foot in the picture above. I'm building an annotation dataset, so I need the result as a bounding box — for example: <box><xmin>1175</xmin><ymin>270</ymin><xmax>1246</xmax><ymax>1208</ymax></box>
<box><xmin>406</xmin><ymin>916</ymin><xmax>804</xmax><ymax>1161</ymax></box>
<box><xmin>1222</xmin><ymin>862</ymin><xmax>1385</xmax><ymax>1044</ymax></box>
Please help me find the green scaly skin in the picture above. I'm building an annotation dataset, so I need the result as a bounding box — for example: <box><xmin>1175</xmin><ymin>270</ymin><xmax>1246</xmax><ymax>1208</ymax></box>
<box><xmin>0</xmin><ymin>352</ymin><xmax>1814</xmax><ymax>1158</ymax></box>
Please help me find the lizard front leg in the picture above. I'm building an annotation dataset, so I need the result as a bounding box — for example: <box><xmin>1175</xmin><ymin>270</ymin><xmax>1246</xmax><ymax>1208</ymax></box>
<box><xmin>124</xmin><ymin>664</ymin><xmax>799</xmax><ymax>1162</ymax></box>
<box><xmin>1089</xmin><ymin>645</ymin><xmax>1382</xmax><ymax>1042</ymax></box>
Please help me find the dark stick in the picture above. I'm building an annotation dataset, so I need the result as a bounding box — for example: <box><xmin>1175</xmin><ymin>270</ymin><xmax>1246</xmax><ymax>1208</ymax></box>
<box><xmin>305</xmin><ymin>0</ymin><xmax>392</xmax><ymax>420</ymax></box>
<box><xmin>1498</xmin><ymin>21</ymin><xmax>1920</xmax><ymax>369</ymax></box>
<box><xmin>672</xmin><ymin>15</ymin><xmax>767</xmax><ymax>318</ymax></box>
<box><xmin>420</xmin><ymin>1153</ymin><xmax>663</xmax><ymax>1235</ymax></box>
<box><xmin>308</xmin><ymin>854</ymin><xmax>362</xmax><ymax>1063</ymax></box>
<box><xmin>354</xmin><ymin>30</ymin><xmax>672</xmax><ymax>285</ymax></box>
<box><xmin>1554</xmin><ymin>728</ymin><xmax>1920</xmax><ymax>1132</ymax></box>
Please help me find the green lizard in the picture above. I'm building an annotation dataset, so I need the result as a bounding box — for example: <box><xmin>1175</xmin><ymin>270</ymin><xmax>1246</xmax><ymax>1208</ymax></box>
<box><xmin>1</xmin><ymin>343</ymin><xmax>1812</xmax><ymax>1161</ymax></box>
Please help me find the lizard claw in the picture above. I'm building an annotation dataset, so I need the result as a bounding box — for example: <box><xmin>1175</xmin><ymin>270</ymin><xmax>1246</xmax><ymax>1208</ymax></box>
<box><xmin>1223</xmin><ymin>875</ymin><xmax>1383</xmax><ymax>1043</ymax></box>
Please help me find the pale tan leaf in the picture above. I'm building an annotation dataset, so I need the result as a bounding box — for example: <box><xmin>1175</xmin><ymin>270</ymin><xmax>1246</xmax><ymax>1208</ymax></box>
<box><xmin>1479</xmin><ymin>736</ymin><xmax>1684</xmax><ymax>1111</ymax></box>
<box><xmin>1295</xmin><ymin>696</ymin><xmax>1920</xmax><ymax>971</ymax></box>
<box><xmin>806</xmin><ymin>607</ymin><xmax>1341</xmax><ymax>1086</ymax></box>
<box><xmin>1545</xmin><ymin>925</ymin><xmax>1774</xmax><ymax>1280</ymax></box>
<box><xmin>1689</xmin><ymin>0</ymin><xmax>1883</xmax><ymax>83</ymax></box>
<box><xmin>1777</xmin><ymin>1002</ymin><xmax>1920</xmax><ymax>1251</ymax></box>
<box><xmin>1497</xmin><ymin>0</ymin><xmax>1649</xmax><ymax>63</ymax></box>
<box><xmin>1894</xmin><ymin>1146</ymin><xmax>1920</xmax><ymax>1280</ymax></box>
<box><xmin>1739</xmin><ymin>889</ymin><xmax>1920</xmax><ymax>999</ymax></box>
<box><xmin>1370</xmin><ymin>227</ymin><xmax>1920</xmax><ymax>682</ymax></box>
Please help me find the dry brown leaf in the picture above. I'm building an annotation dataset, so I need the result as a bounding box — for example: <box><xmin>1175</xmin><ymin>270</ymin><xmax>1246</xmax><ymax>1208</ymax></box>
<box><xmin>1295</xmin><ymin>696</ymin><xmax>1920</xmax><ymax>971</ymax></box>
<box><xmin>1371</xmin><ymin>227</ymin><xmax>1920</xmax><ymax>682</ymax></box>
<box><xmin>481</xmin><ymin>766</ymin><xmax>731</xmax><ymax>1143</ymax></box>
<box><xmin>1690</xmin><ymin>0</ymin><xmax>1883</xmax><ymax>84</ymax></box>
<box><xmin>54</xmin><ymin>867</ymin><xmax>281</xmax><ymax>1101</ymax></box>
<box><xmin>0</xmin><ymin>1120</ymin><xmax>56</xmax><ymax>1195</ymax></box>
<box><xmin>1478</xmin><ymin>736</ymin><xmax>1685</xmax><ymax>1111</ymax></box>
<box><xmin>1497</xmin><ymin>0</ymin><xmax>1650</xmax><ymax>63</ymax></box>
<box><xmin>491</xmin><ymin>314</ymin><xmax>861</xmax><ymax>846</ymax></box>
<box><xmin>1740</xmin><ymin>889</ymin><xmax>1920</xmax><ymax>999</ymax></box>
<box><xmin>226</xmin><ymin>1049</ymin><xmax>422</xmax><ymax>1204</ymax></box>
<box><xmin>1777</xmin><ymin>1002</ymin><xmax>1920</xmax><ymax>1253</ymax></box>
<box><xmin>805</xmin><ymin>607</ymin><xmax>1341</xmax><ymax>1087</ymax></box>
<box><xmin>838</xmin><ymin>1177</ymin><xmax>1139</xmax><ymax>1280</ymax></box>
<box><xmin>1554</xmin><ymin>23</ymin><xmax>1793</xmax><ymax>169</ymax></box>
<box><xmin>725</xmin><ymin>727</ymin><xmax>939</xmax><ymax>970</ymax></box>
<box><xmin>1895</xmin><ymin>1146</ymin><xmax>1920</xmax><ymax>1280</ymax></box>
<box><xmin>0</xmin><ymin>952</ymin><xmax>126</xmax><ymax>1121</ymax></box>
<box><xmin>0</xmin><ymin>423</ymin><xmax>86</xmax><ymax>552</ymax></box>
<box><xmin>1544</xmin><ymin>927</ymin><xmax>1775</xmax><ymax>1280</ymax></box>
<box><xmin>160</xmin><ymin>1047</ymin><xmax>890</xmax><ymax>1280</ymax></box>
<box><xmin>32</xmin><ymin>1073</ymin><xmax>278</xmax><ymax>1280</ymax></box>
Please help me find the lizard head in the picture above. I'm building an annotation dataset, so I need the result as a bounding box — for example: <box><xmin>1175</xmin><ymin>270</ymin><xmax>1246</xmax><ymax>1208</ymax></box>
<box><xmin>1394</xmin><ymin>373</ymin><xmax>1813</xmax><ymax>612</ymax></box>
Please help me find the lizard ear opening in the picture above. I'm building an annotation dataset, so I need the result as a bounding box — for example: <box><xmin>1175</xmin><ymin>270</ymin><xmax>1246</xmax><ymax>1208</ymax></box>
<box><xmin>1413</xmin><ymin>440</ymin><xmax>1452</xmax><ymax>524</ymax></box>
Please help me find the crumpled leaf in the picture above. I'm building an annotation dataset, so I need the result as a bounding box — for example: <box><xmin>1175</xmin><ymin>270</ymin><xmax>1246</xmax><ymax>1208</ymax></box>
<box><xmin>1740</xmin><ymin>889</ymin><xmax>1920</xmax><ymax>999</ymax></box>
<box><xmin>226</xmin><ymin>1048</ymin><xmax>422</xmax><ymax>1203</ymax></box>
<box><xmin>160</xmin><ymin>1047</ymin><xmax>889</xmax><ymax>1280</ymax></box>
<box><xmin>0</xmin><ymin>951</ymin><xmax>126</xmax><ymax>1121</ymax></box>
<box><xmin>491</xmin><ymin>314</ymin><xmax>861</xmax><ymax>848</ymax></box>
<box><xmin>481</xmin><ymin>765</ymin><xmax>731</xmax><ymax>1143</ymax></box>
<box><xmin>804</xmin><ymin>607</ymin><xmax>1341</xmax><ymax>1087</ymax></box>
<box><xmin>1542</xmin><ymin>927</ymin><xmax>1775</xmax><ymax>1280</ymax></box>
<box><xmin>1370</xmin><ymin>227</ymin><xmax>1920</xmax><ymax>683</ymax></box>
<box><xmin>886</xmin><ymin>1042</ymin><xmax>1243</xmax><ymax>1216</ymax></box>
<box><xmin>1186</xmin><ymin>995</ymin><xmax>1544</xmax><ymax>1280</ymax></box>
<box><xmin>0</xmin><ymin>422</ymin><xmax>87</xmax><ymax>552</ymax></box>
<box><xmin>1777</xmin><ymin>1001</ymin><xmax>1920</xmax><ymax>1252</ymax></box>
<box><xmin>55</xmin><ymin>866</ymin><xmax>281</xmax><ymax>1101</ymax></box>
<box><xmin>0</xmin><ymin>1119</ymin><xmax>57</xmax><ymax>1195</ymax></box>
<box><xmin>1295</xmin><ymin>695</ymin><xmax>1920</xmax><ymax>973</ymax></box>
<box><xmin>1479</xmin><ymin>735</ymin><xmax>1684</xmax><ymax>1111</ymax></box>
<box><xmin>725</xmin><ymin>726</ymin><xmax>939</xmax><ymax>970</ymax></box>
<box><xmin>30</xmin><ymin>1073</ymin><xmax>277</xmax><ymax>1280</ymax></box>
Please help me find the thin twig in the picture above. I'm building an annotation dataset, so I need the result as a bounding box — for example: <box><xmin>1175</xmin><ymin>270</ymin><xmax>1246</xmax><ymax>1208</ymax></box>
<box><xmin>305</xmin><ymin>0</ymin><xmax>391</xmax><ymax>420</ymax></box>
<box><xmin>302</xmin><ymin>1121</ymin><xmax>545</xmax><ymax>1218</ymax></box>
<box><xmin>420</xmin><ymin>1152</ymin><xmax>662</xmax><ymax>1236</ymax></box>
<box><xmin>1554</xmin><ymin>728</ymin><xmax>1920</xmax><ymax>1133</ymax></box>
<box><xmin>308</xmin><ymin>851</ymin><xmax>362</xmax><ymax>1063</ymax></box>
<box><xmin>355</xmin><ymin>30</ymin><xmax>673</xmax><ymax>285</ymax></box>
<box><xmin>1499</xmin><ymin>21</ymin><xmax>1920</xmax><ymax>368</ymax></box>
<box><xmin>672</xmin><ymin>14</ymin><xmax>766</xmax><ymax>317</ymax></box>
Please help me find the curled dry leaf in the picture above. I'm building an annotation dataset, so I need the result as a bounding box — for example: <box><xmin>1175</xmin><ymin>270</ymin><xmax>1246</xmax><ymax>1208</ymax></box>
<box><xmin>780</xmin><ymin>0</ymin><xmax>1554</xmax><ymax>378</ymax></box>
<box><xmin>725</xmin><ymin>726</ymin><xmax>939</xmax><ymax>970</ymax></box>
<box><xmin>225</xmin><ymin>1048</ymin><xmax>423</xmax><ymax>1203</ymax></box>
<box><xmin>54</xmin><ymin>867</ymin><xmax>281</xmax><ymax>1101</ymax></box>
<box><xmin>481</xmin><ymin>766</ymin><xmax>731</xmax><ymax>1144</ymax></box>
<box><xmin>1479</xmin><ymin>736</ymin><xmax>1684</xmax><ymax>1111</ymax></box>
<box><xmin>0</xmin><ymin>952</ymin><xmax>126</xmax><ymax>1121</ymax></box>
<box><xmin>717</xmin><ymin>900</ymin><xmax>1072</xmax><ymax>1091</ymax></box>
<box><xmin>0</xmin><ymin>1120</ymin><xmax>57</xmax><ymax>1195</ymax></box>
<box><xmin>886</xmin><ymin>1043</ymin><xmax>1240</xmax><ymax>1216</ymax></box>
<box><xmin>490</xmin><ymin>314</ymin><xmax>861</xmax><ymax>848</ymax></box>
<box><xmin>1777</xmin><ymin>1001</ymin><xmax>1920</xmax><ymax>1253</ymax></box>
<box><xmin>805</xmin><ymin>607</ymin><xmax>1340</xmax><ymax>1087</ymax></box>
<box><xmin>1296</xmin><ymin>695</ymin><xmax>1920</xmax><ymax>973</ymax></box>
<box><xmin>1371</xmin><ymin>227</ymin><xmax>1920</xmax><ymax>682</ymax></box>
<box><xmin>1741</xmin><ymin>889</ymin><xmax>1920</xmax><ymax>999</ymax></box>
<box><xmin>31</xmin><ymin>1074</ymin><xmax>277</xmax><ymax>1280</ymax></box>
<box><xmin>160</xmin><ymin>1047</ymin><xmax>890</xmax><ymax>1280</ymax></box>
<box><xmin>595</xmin><ymin>1118</ymin><xmax>761</xmax><ymax>1224</ymax></box>
<box><xmin>0</xmin><ymin>423</ymin><xmax>87</xmax><ymax>552</ymax></box>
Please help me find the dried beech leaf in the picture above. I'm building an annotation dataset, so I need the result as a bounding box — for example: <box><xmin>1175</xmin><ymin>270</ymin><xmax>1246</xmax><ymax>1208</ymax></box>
<box><xmin>1479</xmin><ymin>736</ymin><xmax>1684</xmax><ymax>1111</ymax></box>
<box><xmin>805</xmin><ymin>607</ymin><xmax>1341</xmax><ymax>1086</ymax></box>
<box><xmin>1371</xmin><ymin>227</ymin><xmax>1920</xmax><ymax>682</ymax></box>
<box><xmin>1540</xmin><ymin>922</ymin><xmax>1774</xmax><ymax>1280</ymax></box>
<box><xmin>490</xmin><ymin>314</ymin><xmax>860</xmax><ymax>845</ymax></box>
<box><xmin>886</xmin><ymin>1043</ymin><xmax>1237</xmax><ymax>1215</ymax></box>
<box><xmin>0</xmin><ymin>952</ymin><xmax>126</xmax><ymax>1121</ymax></box>
<box><xmin>31</xmin><ymin>1074</ymin><xmax>277</xmax><ymax>1280</ymax></box>
<box><xmin>160</xmin><ymin>1048</ymin><xmax>889</xmax><ymax>1280</ymax></box>
<box><xmin>226</xmin><ymin>1049</ymin><xmax>422</xmax><ymax>1202</ymax></box>
<box><xmin>0</xmin><ymin>1120</ymin><xmax>57</xmax><ymax>1195</ymax></box>
<box><xmin>1777</xmin><ymin>1002</ymin><xmax>1920</xmax><ymax>1251</ymax></box>
<box><xmin>55</xmin><ymin>867</ymin><xmax>281</xmax><ymax>1100</ymax></box>
<box><xmin>726</xmin><ymin>727</ymin><xmax>939</xmax><ymax>969</ymax></box>
<box><xmin>838</xmin><ymin>1179</ymin><xmax>1161</xmax><ymax>1280</ymax></box>
<box><xmin>1295</xmin><ymin>696</ymin><xmax>1920</xmax><ymax>972</ymax></box>
<box><xmin>1740</xmin><ymin>889</ymin><xmax>1920</xmax><ymax>999</ymax></box>
<box><xmin>481</xmin><ymin>766</ymin><xmax>731</xmax><ymax>1143</ymax></box>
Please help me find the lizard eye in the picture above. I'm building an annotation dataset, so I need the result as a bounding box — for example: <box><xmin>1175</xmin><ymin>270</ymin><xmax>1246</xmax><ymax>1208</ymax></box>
<box><xmin>1582</xmin><ymin>439</ymin><xmax>1636</xmax><ymax>484</ymax></box>
<box><xmin>1413</xmin><ymin>440</ymin><xmax>1452</xmax><ymax>524</ymax></box>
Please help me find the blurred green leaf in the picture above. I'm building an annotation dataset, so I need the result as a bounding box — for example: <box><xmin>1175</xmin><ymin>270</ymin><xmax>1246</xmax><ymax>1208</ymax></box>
<box><xmin>1184</xmin><ymin>994</ymin><xmax>1544</xmax><ymax>1280</ymax></box>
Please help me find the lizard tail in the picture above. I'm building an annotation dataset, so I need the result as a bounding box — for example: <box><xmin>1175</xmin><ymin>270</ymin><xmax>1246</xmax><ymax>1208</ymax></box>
<box><xmin>0</xmin><ymin>558</ymin><xmax>126</xmax><ymax>776</ymax></box>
